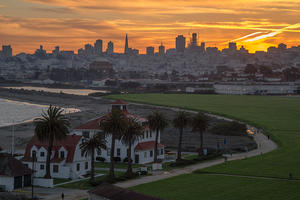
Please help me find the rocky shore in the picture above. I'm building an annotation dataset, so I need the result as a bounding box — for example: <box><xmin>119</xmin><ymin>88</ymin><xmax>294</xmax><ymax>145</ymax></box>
<box><xmin>0</xmin><ymin>87</ymin><xmax>256</xmax><ymax>153</ymax></box>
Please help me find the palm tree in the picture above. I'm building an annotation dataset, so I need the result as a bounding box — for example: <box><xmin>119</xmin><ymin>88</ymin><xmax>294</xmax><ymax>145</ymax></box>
<box><xmin>191</xmin><ymin>112</ymin><xmax>208</xmax><ymax>157</ymax></box>
<box><xmin>147</xmin><ymin>111</ymin><xmax>168</xmax><ymax>163</ymax></box>
<box><xmin>173</xmin><ymin>111</ymin><xmax>189</xmax><ymax>161</ymax></box>
<box><xmin>120</xmin><ymin>118</ymin><xmax>144</xmax><ymax>176</ymax></box>
<box><xmin>80</xmin><ymin>133</ymin><xmax>106</xmax><ymax>182</ymax></box>
<box><xmin>99</xmin><ymin>109</ymin><xmax>126</xmax><ymax>178</ymax></box>
<box><xmin>34</xmin><ymin>105</ymin><xmax>70</xmax><ymax>178</ymax></box>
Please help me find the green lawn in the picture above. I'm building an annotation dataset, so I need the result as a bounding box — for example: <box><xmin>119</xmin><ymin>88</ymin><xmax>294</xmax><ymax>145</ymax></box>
<box><xmin>105</xmin><ymin>94</ymin><xmax>300</xmax><ymax>199</ymax></box>
<box><xmin>131</xmin><ymin>174</ymin><xmax>300</xmax><ymax>200</ymax></box>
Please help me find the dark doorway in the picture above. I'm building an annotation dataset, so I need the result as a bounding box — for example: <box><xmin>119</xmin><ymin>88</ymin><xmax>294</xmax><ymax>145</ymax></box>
<box><xmin>14</xmin><ymin>176</ymin><xmax>23</xmax><ymax>189</ymax></box>
<box><xmin>135</xmin><ymin>154</ymin><xmax>139</xmax><ymax>164</ymax></box>
<box><xmin>24</xmin><ymin>174</ymin><xmax>31</xmax><ymax>187</ymax></box>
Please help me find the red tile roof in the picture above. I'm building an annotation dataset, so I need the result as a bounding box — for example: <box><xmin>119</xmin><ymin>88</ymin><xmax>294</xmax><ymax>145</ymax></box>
<box><xmin>74</xmin><ymin>116</ymin><xmax>104</xmax><ymax>130</ymax></box>
<box><xmin>74</xmin><ymin>111</ymin><xmax>148</xmax><ymax>131</ymax></box>
<box><xmin>0</xmin><ymin>153</ymin><xmax>32</xmax><ymax>177</ymax></box>
<box><xmin>134</xmin><ymin>141</ymin><xmax>164</xmax><ymax>151</ymax></box>
<box><xmin>111</xmin><ymin>100</ymin><xmax>128</xmax><ymax>105</ymax></box>
<box><xmin>23</xmin><ymin>135</ymin><xmax>82</xmax><ymax>163</ymax></box>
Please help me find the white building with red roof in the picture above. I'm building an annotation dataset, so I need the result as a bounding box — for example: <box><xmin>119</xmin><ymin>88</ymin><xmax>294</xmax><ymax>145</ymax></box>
<box><xmin>73</xmin><ymin>100</ymin><xmax>165</xmax><ymax>164</ymax></box>
<box><xmin>21</xmin><ymin>135</ymin><xmax>91</xmax><ymax>179</ymax></box>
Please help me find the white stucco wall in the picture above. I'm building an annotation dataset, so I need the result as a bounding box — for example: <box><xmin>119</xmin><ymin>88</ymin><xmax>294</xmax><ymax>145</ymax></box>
<box><xmin>0</xmin><ymin>176</ymin><xmax>14</xmax><ymax>192</ymax></box>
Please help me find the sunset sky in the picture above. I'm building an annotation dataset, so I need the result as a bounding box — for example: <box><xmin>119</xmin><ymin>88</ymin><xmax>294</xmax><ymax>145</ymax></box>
<box><xmin>0</xmin><ymin>0</ymin><xmax>300</xmax><ymax>54</ymax></box>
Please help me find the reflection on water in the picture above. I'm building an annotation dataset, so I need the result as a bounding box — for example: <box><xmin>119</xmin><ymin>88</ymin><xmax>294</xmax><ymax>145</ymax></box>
<box><xmin>3</xmin><ymin>86</ymin><xmax>107</xmax><ymax>96</ymax></box>
<box><xmin>0</xmin><ymin>98</ymin><xmax>80</xmax><ymax>127</ymax></box>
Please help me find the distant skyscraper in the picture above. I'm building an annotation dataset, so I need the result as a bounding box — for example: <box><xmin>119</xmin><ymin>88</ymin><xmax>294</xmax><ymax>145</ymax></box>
<box><xmin>191</xmin><ymin>33</ymin><xmax>198</xmax><ymax>47</ymax></box>
<box><xmin>200</xmin><ymin>42</ymin><xmax>205</xmax><ymax>53</ymax></box>
<box><xmin>94</xmin><ymin>39</ymin><xmax>103</xmax><ymax>54</ymax></box>
<box><xmin>106</xmin><ymin>41</ymin><xmax>114</xmax><ymax>55</ymax></box>
<box><xmin>176</xmin><ymin>35</ymin><xmax>186</xmax><ymax>53</ymax></box>
<box><xmin>124</xmin><ymin>34</ymin><xmax>129</xmax><ymax>54</ymax></box>
<box><xmin>84</xmin><ymin>44</ymin><xmax>93</xmax><ymax>56</ymax></box>
<box><xmin>159</xmin><ymin>43</ymin><xmax>165</xmax><ymax>56</ymax></box>
<box><xmin>1</xmin><ymin>45</ymin><xmax>12</xmax><ymax>58</ymax></box>
<box><xmin>52</xmin><ymin>46</ymin><xmax>59</xmax><ymax>56</ymax></box>
<box><xmin>229</xmin><ymin>42</ymin><xmax>237</xmax><ymax>51</ymax></box>
<box><xmin>146</xmin><ymin>46</ymin><xmax>155</xmax><ymax>56</ymax></box>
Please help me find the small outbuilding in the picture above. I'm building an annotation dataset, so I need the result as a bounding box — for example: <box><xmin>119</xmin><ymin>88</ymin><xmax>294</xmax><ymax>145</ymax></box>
<box><xmin>0</xmin><ymin>153</ymin><xmax>32</xmax><ymax>191</ymax></box>
<box><xmin>88</xmin><ymin>183</ymin><xmax>163</xmax><ymax>200</ymax></box>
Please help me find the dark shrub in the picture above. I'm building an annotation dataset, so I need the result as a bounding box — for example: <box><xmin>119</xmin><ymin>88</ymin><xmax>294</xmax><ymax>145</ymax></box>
<box><xmin>113</xmin><ymin>157</ymin><xmax>121</xmax><ymax>162</ymax></box>
<box><xmin>123</xmin><ymin>157</ymin><xmax>133</xmax><ymax>163</ymax></box>
<box><xmin>96</xmin><ymin>157</ymin><xmax>105</xmax><ymax>162</ymax></box>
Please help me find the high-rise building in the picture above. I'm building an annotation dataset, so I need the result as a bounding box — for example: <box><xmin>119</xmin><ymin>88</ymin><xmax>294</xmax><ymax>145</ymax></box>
<box><xmin>84</xmin><ymin>44</ymin><xmax>94</xmax><ymax>56</ymax></box>
<box><xmin>1</xmin><ymin>45</ymin><xmax>12</xmax><ymax>58</ymax></box>
<box><xmin>35</xmin><ymin>45</ymin><xmax>46</xmax><ymax>57</ymax></box>
<box><xmin>94</xmin><ymin>39</ymin><xmax>103</xmax><ymax>55</ymax></box>
<box><xmin>52</xmin><ymin>46</ymin><xmax>60</xmax><ymax>56</ymax></box>
<box><xmin>146</xmin><ymin>46</ymin><xmax>155</xmax><ymax>56</ymax></box>
<box><xmin>200</xmin><ymin>42</ymin><xmax>205</xmax><ymax>53</ymax></box>
<box><xmin>106</xmin><ymin>41</ymin><xmax>114</xmax><ymax>55</ymax></box>
<box><xmin>229</xmin><ymin>42</ymin><xmax>237</xmax><ymax>51</ymax></box>
<box><xmin>124</xmin><ymin>34</ymin><xmax>129</xmax><ymax>54</ymax></box>
<box><xmin>159</xmin><ymin>43</ymin><xmax>165</xmax><ymax>56</ymax></box>
<box><xmin>176</xmin><ymin>35</ymin><xmax>186</xmax><ymax>53</ymax></box>
<box><xmin>191</xmin><ymin>33</ymin><xmax>198</xmax><ymax>47</ymax></box>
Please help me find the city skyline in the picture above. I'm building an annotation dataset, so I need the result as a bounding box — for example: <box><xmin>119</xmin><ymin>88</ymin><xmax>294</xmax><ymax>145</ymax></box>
<box><xmin>1</xmin><ymin>0</ymin><xmax>300</xmax><ymax>54</ymax></box>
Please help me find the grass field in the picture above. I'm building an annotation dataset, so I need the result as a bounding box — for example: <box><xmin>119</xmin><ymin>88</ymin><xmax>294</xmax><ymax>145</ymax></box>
<box><xmin>105</xmin><ymin>94</ymin><xmax>300</xmax><ymax>199</ymax></box>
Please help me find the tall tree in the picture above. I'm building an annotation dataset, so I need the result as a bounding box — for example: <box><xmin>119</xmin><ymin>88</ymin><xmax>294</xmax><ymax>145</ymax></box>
<box><xmin>120</xmin><ymin>118</ymin><xmax>144</xmax><ymax>176</ymax></box>
<box><xmin>173</xmin><ymin>111</ymin><xmax>189</xmax><ymax>161</ymax></box>
<box><xmin>147</xmin><ymin>111</ymin><xmax>168</xmax><ymax>163</ymax></box>
<box><xmin>99</xmin><ymin>109</ymin><xmax>126</xmax><ymax>178</ymax></box>
<box><xmin>34</xmin><ymin>105</ymin><xmax>70</xmax><ymax>178</ymax></box>
<box><xmin>80</xmin><ymin>133</ymin><xmax>106</xmax><ymax>182</ymax></box>
<box><xmin>191</xmin><ymin>112</ymin><xmax>209</xmax><ymax>157</ymax></box>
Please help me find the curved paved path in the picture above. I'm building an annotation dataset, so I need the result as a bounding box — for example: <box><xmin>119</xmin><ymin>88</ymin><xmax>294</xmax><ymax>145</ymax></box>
<box><xmin>115</xmin><ymin>102</ymin><xmax>278</xmax><ymax>188</ymax></box>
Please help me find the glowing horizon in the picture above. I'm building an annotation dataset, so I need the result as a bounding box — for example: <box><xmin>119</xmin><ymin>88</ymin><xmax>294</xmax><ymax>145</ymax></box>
<box><xmin>0</xmin><ymin>0</ymin><xmax>300</xmax><ymax>55</ymax></box>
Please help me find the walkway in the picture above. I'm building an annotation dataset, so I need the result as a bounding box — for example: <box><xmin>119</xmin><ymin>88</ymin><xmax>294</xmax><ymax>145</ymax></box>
<box><xmin>115</xmin><ymin>102</ymin><xmax>278</xmax><ymax>188</ymax></box>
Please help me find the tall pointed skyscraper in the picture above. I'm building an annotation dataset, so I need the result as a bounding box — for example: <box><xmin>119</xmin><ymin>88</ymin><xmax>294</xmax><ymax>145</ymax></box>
<box><xmin>124</xmin><ymin>34</ymin><xmax>129</xmax><ymax>54</ymax></box>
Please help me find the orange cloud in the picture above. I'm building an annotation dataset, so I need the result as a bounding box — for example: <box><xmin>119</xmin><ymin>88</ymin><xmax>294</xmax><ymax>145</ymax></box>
<box><xmin>0</xmin><ymin>0</ymin><xmax>299</xmax><ymax>54</ymax></box>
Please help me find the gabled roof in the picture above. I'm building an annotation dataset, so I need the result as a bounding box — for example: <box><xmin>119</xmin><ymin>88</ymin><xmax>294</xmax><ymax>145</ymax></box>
<box><xmin>74</xmin><ymin>111</ymin><xmax>148</xmax><ymax>131</ymax></box>
<box><xmin>135</xmin><ymin>141</ymin><xmax>164</xmax><ymax>151</ymax></box>
<box><xmin>22</xmin><ymin>135</ymin><xmax>82</xmax><ymax>163</ymax></box>
<box><xmin>88</xmin><ymin>183</ymin><xmax>163</xmax><ymax>200</ymax></box>
<box><xmin>0</xmin><ymin>153</ymin><xmax>32</xmax><ymax>177</ymax></box>
<box><xmin>74</xmin><ymin>116</ymin><xmax>104</xmax><ymax>130</ymax></box>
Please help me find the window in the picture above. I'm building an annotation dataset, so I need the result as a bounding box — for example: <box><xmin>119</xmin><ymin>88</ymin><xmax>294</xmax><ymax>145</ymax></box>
<box><xmin>117</xmin><ymin>148</ymin><xmax>121</xmax><ymax>156</ymax></box>
<box><xmin>150</xmin><ymin>150</ymin><xmax>153</xmax><ymax>157</ymax></box>
<box><xmin>144</xmin><ymin>152</ymin><xmax>147</xmax><ymax>158</ymax></box>
<box><xmin>81</xmin><ymin>150</ymin><xmax>85</xmax><ymax>157</ymax></box>
<box><xmin>77</xmin><ymin>163</ymin><xmax>80</xmax><ymax>171</ymax></box>
<box><xmin>40</xmin><ymin>152</ymin><xmax>45</xmax><ymax>157</ymax></box>
<box><xmin>82</xmin><ymin>131</ymin><xmax>90</xmax><ymax>138</ymax></box>
<box><xmin>85</xmin><ymin>162</ymin><xmax>88</xmax><ymax>170</ymax></box>
<box><xmin>146</xmin><ymin>132</ymin><xmax>148</xmax><ymax>138</ymax></box>
<box><xmin>161</xmin><ymin>149</ymin><xmax>164</xmax><ymax>155</ymax></box>
<box><xmin>60</xmin><ymin>151</ymin><xmax>65</xmax><ymax>159</ymax></box>
<box><xmin>32</xmin><ymin>150</ymin><xmax>36</xmax><ymax>158</ymax></box>
<box><xmin>40</xmin><ymin>164</ymin><xmax>44</xmax><ymax>170</ymax></box>
<box><xmin>150</xmin><ymin>131</ymin><xmax>152</xmax><ymax>138</ymax></box>
<box><xmin>107</xmin><ymin>148</ymin><xmax>111</xmax><ymax>156</ymax></box>
<box><xmin>53</xmin><ymin>165</ymin><xmax>59</xmax><ymax>173</ymax></box>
